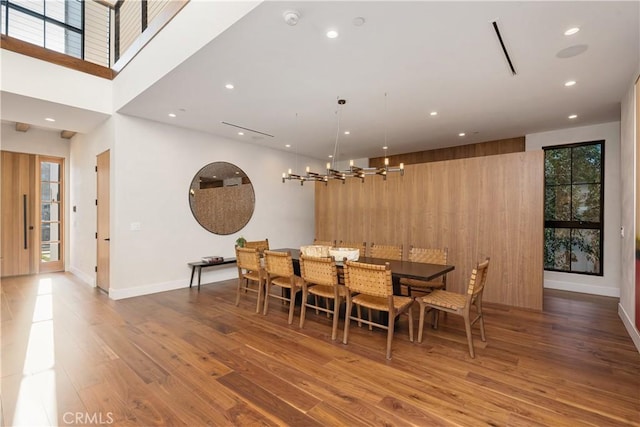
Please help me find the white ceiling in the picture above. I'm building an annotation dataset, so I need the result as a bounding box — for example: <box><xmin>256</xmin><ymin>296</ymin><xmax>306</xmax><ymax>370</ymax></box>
<box><xmin>6</xmin><ymin>1</ymin><xmax>639</xmax><ymax>161</ymax></box>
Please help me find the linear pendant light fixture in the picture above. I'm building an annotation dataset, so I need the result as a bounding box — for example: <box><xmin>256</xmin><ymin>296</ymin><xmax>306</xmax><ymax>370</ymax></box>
<box><xmin>282</xmin><ymin>98</ymin><xmax>404</xmax><ymax>185</ymax></box>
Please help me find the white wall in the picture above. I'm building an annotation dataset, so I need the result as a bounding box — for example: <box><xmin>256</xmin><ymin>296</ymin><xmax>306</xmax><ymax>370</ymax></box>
<box><xmin>68</xmin><ymin>119</ymin><xmax>114</xmax><ymax>286</ymax></box>
<box><xmin>0</xmin><ymin>50</ymin><xmax>112</xmax><ymax>115</ymax></box>
<box><xmin>1</xmin><ymin>123</ymin><xmax>72</xmax><ymax>271</ymax></box>
<box><xmin>526</xmin><ymin>122</ymin><xmax>621</xmax><ymax>297</ymax></box>
<box><xmin>70</xmin><ymin>114</ymin><xmax>317</xmax><ymax>299</ymax></box>
<box><xmin>620</xmin><ymin>75</ymin><xmax>639</xmax><ymax>351</ymax></box>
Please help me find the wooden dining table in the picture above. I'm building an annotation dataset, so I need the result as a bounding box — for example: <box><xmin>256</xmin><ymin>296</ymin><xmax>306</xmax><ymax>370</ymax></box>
<box><xmin>273</xmin><ymin>248</ymin><xmax>455</xmax><ymax>294</ymax></box>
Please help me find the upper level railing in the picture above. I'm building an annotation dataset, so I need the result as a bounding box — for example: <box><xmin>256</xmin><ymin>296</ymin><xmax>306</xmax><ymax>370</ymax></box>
<box><xmin>0</xmin><ymin>0</ymin><xmax>186</xmax><ymax>78</ymax></box>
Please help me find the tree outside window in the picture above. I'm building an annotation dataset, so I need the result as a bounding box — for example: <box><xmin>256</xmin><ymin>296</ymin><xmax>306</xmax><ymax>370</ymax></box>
<box><xmin>544</xmin><ymin>141</ymin><xmax>604</xmax><ymax>275</ymax></box>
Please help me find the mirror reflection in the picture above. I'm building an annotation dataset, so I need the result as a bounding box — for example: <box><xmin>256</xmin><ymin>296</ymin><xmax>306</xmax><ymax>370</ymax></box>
<box><xmin>189</xmin><ymin>162</ymin><xmax>255</xmax><ymax>235</ymax></box>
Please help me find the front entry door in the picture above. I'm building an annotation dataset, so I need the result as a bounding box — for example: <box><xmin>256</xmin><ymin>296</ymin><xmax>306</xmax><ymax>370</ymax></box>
<box><xmin>96</xmin><ymin>150</ymin><xmax>110</xmax><ymax>292</ymax></box>
<box><xmin>1</xmin><ymin>151</ymin><xmax>37</xmax><ymax>276</ymax></box>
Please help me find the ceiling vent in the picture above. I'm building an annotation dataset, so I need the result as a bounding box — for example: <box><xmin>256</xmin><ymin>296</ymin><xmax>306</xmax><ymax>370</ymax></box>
<box><xmin>492</xmin><ymin>21</ymin><xmax>517</xmax><ymax>75</ymax></box>
<box><xmin>221</xmin><ymin>121</ymin><xmax>274</xmax><ymax>138</ymax></box>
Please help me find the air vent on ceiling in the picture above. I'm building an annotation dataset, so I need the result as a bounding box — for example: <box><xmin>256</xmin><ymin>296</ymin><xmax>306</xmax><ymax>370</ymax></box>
<box><xmin>492</xmin><ymin>21</ymin><xmax>517</xmax><ymax>76</ymax></box>
<box><xmin>221</xmin><ymin>121</ymin><xmax>274</xmax><ymax>138</ymax></box>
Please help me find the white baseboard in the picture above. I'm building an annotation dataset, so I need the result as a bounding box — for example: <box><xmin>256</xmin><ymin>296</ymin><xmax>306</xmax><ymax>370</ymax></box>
<box><xmin>618</xmin><ymin>303</ymin><xmax>640</xmax><ymax>353</ymax></box>
<box><xmin>544</xmin><ymin>279</ymin><xmax>620</xmax><ymax>297</ymax></box>
<box><xmin>68</xmin><ymin>266</ymin><xmax>96</xmax><ymax>288</ymax></box>
<box><xmin>109</xmin><ymin>268</ymin><xmax>237</xmax><ymax>300</ymax></box>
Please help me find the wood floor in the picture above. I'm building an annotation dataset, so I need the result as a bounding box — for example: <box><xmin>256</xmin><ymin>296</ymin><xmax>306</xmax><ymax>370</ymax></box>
<box><xmin>1</xmin><ymin>273</ymin><xmax>639</xmax><ymax>426</ymax></box>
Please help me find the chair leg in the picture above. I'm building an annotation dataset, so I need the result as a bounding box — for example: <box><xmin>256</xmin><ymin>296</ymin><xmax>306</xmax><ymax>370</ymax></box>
<box><xmin>299</xmin><ymin>288</ymin><xmax>308</xmax><ymax>328</ymax></box>
<box><xmin>263</xmin><ymin>281</ymin><xmax>271</xmax><ymax>315</ymax></box>
<box><xmin>386</xmin><ymin>309</ymin><xmax>395</xmax><ymax>360</ymax></box>
<box><xmin>417</xmin><ymin>302</ymin><xmax>426</xmax><ymax>343</ymax></box>
<box><xmin>343</xmin><ymin>295</ymin><xmax>352</xmax><ymax>345</ymax></box>
<box><xmin>432</xmin><ymin>309</ymin><xmax>439</xmax><ymax>329</ymax></box>
<box><xmin>314</xmin><ymin>295</ymin><xmax>319</xmax><ymax>315</ymax></box>
<box><xmin>477</xmin><ymin>300</ymin><xmax>486</xmax><ymax>342</ymax></box>
<box><xmin>407</xmin><ymin>305</ymin><xmax>414</xmax><ymax>343</ymax></box>
<box><xmin>287</xmin><ymin>289</ymin><xmax>297</xmax><ymax>325</ymax></box>
<box><xmin>255</xmin><ymin>280</ymin><xmax>263</xmax><ymax>314</ymax></box>
<box><xmin>357</xmin><ymin>305</ymin><xmax>363</xmax><ymax>327</ymax></box>
<box><xmin>331</xmin><ymin>296</ymin><xmax>341</xmax><ymax>341</ymax></box>
<box><xmin>235</xmin><ymin>277</ymin><xmax>244</xmax><ymax>306</ymax></box>
<box><xmin>368</xmin><ymin>308</ymin><xmax>373</xmax><ymax>331</ymax></box>
<box><xmin>463</xmin><ymin>313</ymin><xmax>475</xmax><ymax>358</ymax></box>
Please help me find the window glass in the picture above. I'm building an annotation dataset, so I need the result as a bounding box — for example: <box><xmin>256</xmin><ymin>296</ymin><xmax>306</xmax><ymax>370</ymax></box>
<box><xmin>544</xmin><ymin>141</ymin><xmax>603</xmax><ymax>275</ymax></box>
<box><xmin>7</xmin><ymin>8</ymin><xmax>44</xmax><ymax>45</ymax></box>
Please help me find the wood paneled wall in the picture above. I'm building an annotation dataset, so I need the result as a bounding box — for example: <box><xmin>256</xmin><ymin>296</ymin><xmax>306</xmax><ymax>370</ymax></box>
<box><xmin>369</xmin><ymin>137</ymin><xmax>525</xmax><ymax>168</ymax></box>
<box><xmin>315</xmin><ymin>150</ymin><xmax>543</xmax><ymax>310</ymax></box>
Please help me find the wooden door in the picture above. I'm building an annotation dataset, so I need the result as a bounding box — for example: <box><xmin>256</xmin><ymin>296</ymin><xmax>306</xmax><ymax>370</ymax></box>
<box><xmin>39</xmin><ymin>156</ymin><xmax>65</xmax><ymax>273</ymax></box>
<box><xmin>96</xmin><ymin>150</ymin><xmax>110</xmax><ymax>292</ymax></box>
<box><xmin>1</xmin><ymin>151</ymin><xmax>37</xmax><ymax>277</ymax></box>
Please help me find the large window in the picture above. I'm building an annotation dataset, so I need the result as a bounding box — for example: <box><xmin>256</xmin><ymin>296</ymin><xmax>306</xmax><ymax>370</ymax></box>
<box><xmin>544</xmin><ymin>141</ymin><xmax>604</xmax><ymax>275</ymax></box>
<box><xmin>1</xmin><ymin>0</ymin><xmax>84</xmax><ymax>58</ymax></box>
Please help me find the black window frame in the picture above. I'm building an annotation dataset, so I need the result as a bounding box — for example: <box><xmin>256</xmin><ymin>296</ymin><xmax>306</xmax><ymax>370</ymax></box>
<box><xmin>543</xmin><ymin>140</ymin><xmax>605</xmax><ymax>276</ymax></box>
<box><xmin>1</xmin><ymin>0</ymin><xmax>85</xmax><ymax>59</ymax></box>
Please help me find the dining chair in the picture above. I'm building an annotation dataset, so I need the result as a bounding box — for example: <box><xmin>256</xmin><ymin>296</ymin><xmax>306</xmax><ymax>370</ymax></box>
<box><xmin>415</xmin><ymin>257</ymin><xmax>490</xmax><ymax>358</ymax></box>
<box><xmin>313</xmin><ymin>239</ymin><xmax>335</xmax><ymax>247</ymax></box>
<box><xmin>338</xmin><ymin>241</ymin><xmax>366</xmax><ymax>257</ymax></box>
<box><xmin>244</xmin><ymin>238</ymin><xmax>270</xmax><ymax>253</ymax></box>
<box><xmin>399</xmin><ymin>246</ymin><xmax>449</xmax><ymax>296</ymax></box>
<box><xmin>235</xmin><ymin>246</ymin><xmax>266</xmax><ymax>313</ymax></box>
<box><xmin>369</xmin><ymin>243</ymin><xmax>403</xmax><ymax>261</ymax></box>
<box><xmin>342</xmin><ymin>260</ymin><xmax>414</xmax><ymax>359</ymax></box>
<box><xmin>263</xmin><ymin>250</ymin><xmax>304</xmax><ymax>324</ymax></box>
<box><xmin>299</xmin><ymin>255</ymin><xmax>345</xmax><ymax>340</ymax></box>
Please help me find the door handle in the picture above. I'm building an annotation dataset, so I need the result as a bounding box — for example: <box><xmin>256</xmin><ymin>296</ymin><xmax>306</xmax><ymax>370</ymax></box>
<box><xmin>23</xmin><ymin>194</ymin><xmax>27</xmax><ymax>249</ymax></box>
<box><xmin>104</xmin><ymin>238</ymin><xmax>110</xmax><ymax>241</ymax></box>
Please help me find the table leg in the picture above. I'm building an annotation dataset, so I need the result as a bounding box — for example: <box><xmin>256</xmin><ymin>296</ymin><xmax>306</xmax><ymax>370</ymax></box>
<box><xmin>197</xmin><ymin>266</ymin><xmax>202</xmax><ymax>291</ymax></box>
<box><xmin>189</xmin><ymin>266</ymin><xmax>196</xmax><ymax>288</ymax></box>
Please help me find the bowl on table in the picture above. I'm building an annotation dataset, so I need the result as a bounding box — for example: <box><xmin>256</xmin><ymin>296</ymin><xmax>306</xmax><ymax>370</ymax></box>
<box><xmin>329</xmin><ymin>247</ymin><xmax>360</xmax><ymax>262</ymax></box>
<box><xmin>300</xmin><ymin>245</ymin><xmax>332</xmax><ymax>257</ymax></box>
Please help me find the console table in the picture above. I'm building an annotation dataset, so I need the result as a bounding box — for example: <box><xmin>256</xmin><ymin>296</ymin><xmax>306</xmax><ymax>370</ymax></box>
<box><xmin>188</xmin><ymin>258</ymin><xmax>236</xmax><ymax>290</ymax></box>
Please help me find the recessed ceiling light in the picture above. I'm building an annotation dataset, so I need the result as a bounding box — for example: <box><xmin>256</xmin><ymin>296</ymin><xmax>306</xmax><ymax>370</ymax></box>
<box><xmin>238</xmin><ymin>131</ymin><xmax>244</xmax><ymax>135</ymax></box>
<box><xmin>168</xmin><ymin>113</ymin><xmax>177</xmax><ymax>118</ymax></box>
<box><xmin>382</xmin><ymin>146</ymin><xmax>388</xmax><ymax>150</ymax></box>
<box><xmin>326</xmin><ymin>30</ymin><xmax>339</xmax><ymax>39</ymax></box>
<box><xmin>285</xmin><ymin>144</ymin><xmax>291</xmax><ymax>148</ymax></box>
<box><xmin>45</xmin><ymin>117</ymin><xmax>55</xmax><ymax>122</ymax></box>
<box><xmin>564</xmin><ymin>80</ymin><xmax>576</xmax><ymax>87</ymax></box>
<box><xmin>568</xmin><ymin>114</ymin><xmax>578</xmax><ymax>119</ymax></box>
<box><xmin>430</xmin><ymin>111</ymin><xmax>438</xmax><ymax>116</ymax></box>
<box><xmin>328</xmin><ymin>155</ymin><xmax>333</xmax><ymax>158</ymax></box>
<box><xmin>564</xmin><ymin>27</ymin><xmax>580</xmax><ymax>36</ymax></box>
<box><xmin>225</xmin><ymin>83</ymin><xmax>234</xmax><ymax>89</ymax></box>
<box><xmin>344</xmin><ymin>131</ymin><xmax>350</xmax><ymax>135</ymax></box>
<box><xmin>459</xmin><ymin>132</ymin><xmax>466</xmax><ymax>137</ymax></box>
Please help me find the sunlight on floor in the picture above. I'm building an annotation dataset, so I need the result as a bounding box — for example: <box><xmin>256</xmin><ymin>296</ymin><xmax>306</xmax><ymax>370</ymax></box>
<box><xmin>12</xmin><ymin>278</ymin><xmax>58</xmax><ymax>426</ymax></box>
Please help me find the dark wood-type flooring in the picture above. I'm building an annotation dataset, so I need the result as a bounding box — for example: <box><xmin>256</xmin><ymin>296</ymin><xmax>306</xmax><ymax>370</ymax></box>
<box><xmin>1</xmin><ymin>273</ymin><xmax>639</xmax><ymax>426</ymax></box>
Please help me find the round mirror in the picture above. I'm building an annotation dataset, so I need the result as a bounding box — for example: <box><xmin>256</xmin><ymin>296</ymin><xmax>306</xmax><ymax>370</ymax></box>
<box><xmin>189</xmin><ymin>162</ymin><xmax>255</xmax><ymax>235</ymax></box>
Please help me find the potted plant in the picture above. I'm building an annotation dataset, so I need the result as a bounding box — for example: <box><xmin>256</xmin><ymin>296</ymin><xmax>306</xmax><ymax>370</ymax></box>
<box><xmin>235</xmin><ymin>236</ymin><xmax>246</xmax><ymax>248</ymax></box>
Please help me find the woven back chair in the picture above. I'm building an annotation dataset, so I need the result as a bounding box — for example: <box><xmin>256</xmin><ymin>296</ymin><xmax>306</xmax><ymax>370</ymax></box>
<box><xmin>299</xmin><ymin>255</ymin><xmax>344</xmax><ymax>340</ymax></box>
<box><xmin>244</xmin><ymin>238</ymin><xmax>270</xmax><ymax>253</ymax></box>
<box><xmin>313</xmin><ymin>239</ymin><xmax>335</xmax><ymax>247</ymax></box>
<box><xmin>338</xmin><ymin>241</ymin><xmax>366</xmax><ymax>257</ymax></box>
<box><xmin>415</xmin><ymin>257</ymin><xmax>490</xmax><ymax>358</ymax></box>
<box><xmin>263</xmin><ymin>250</ymin><xmax>304</xmax><ymax>324</ymax></box>
<box><xmin>369</xmin><ymin>243</ymin><xmax>403</xmax><ymax>261</ymax></box>
<box><xmin>235</xmin><ymin>246</ymin><xmax>266</xmax><ymax>313</ymax></box>
<box><xmin>342</xmin><ymin>260</ymin><xmax>414</xmax><ymax>359</ymax></box>
<box><xmin>399</xmin><ymin>247</ymin><xmax>449</xmax><ymax>296</ymax></box>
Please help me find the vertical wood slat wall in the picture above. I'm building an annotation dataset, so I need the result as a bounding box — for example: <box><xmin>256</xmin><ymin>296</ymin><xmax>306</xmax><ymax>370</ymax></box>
<box><xmin>315</xmin><ymin>150</ymin><xmax>544</xmax><ymax>310</ymax></box>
